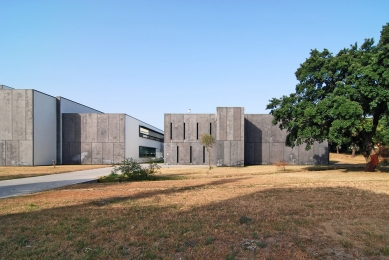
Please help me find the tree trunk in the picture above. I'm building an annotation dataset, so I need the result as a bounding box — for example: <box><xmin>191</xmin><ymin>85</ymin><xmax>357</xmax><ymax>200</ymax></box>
<box><xmin>351</xmin><ymin>147</ymin><xmax>356</xmax><ymax>158</ymax></box>
<box><xmin>336</xmin><ymin>146</ymin><xmax>339</xmax><ymax>154</ymax></box>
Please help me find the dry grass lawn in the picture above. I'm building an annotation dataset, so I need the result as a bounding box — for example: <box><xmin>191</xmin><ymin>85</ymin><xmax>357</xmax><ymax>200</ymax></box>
<box><xmin>0</xmin><ymin>165</ymin><xmax>109</xmax><ymax>181</ymax></box>
<box><xmin>1</xmin><ymin>153</ymin><xmax>389</xmax><ymax>259</ymax></box>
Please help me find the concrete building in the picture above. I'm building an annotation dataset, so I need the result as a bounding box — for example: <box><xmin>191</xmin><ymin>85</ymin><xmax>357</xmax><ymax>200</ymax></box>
<box><xmin>164</xmin><ymin>107</ymin><xmax>328</xmax><ymax>166</ymax></box>
<box><xmin>0</xmin><ymin>86</ymin><xmax>163</xmax><ymax>166</ymax></box>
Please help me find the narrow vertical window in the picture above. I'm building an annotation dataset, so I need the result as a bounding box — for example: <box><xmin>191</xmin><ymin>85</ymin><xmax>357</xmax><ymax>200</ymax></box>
<box><xmin>196</xmin><ymin>123</ymin><xmax>199</xmax><ymax>140</ymax></box>
<box><xmin>177</xmin><ymin>146</ymin><xmax>179</xmax><ymax>163</ymax></box>
<box><xmin>190</xmin><ymin>146</ymin><xmax>192</xmax><ymax>163</ymax></box>
<box><xmin>183</xmin><ymin>123</ymin><xmax>186</xmax><ymax>140</ymax></box>
<box><xmin>210</xmin><ymin>123</ymin><xmax>212</xmax><ymax>135</ymax></box>
<box><xmin>203</xmin><ymin>146</ymin><xmax>205</xmax><ymax>163</ymax></box>
<box><xmin>170</xmin><ymin>123</ymin><xmax>172</xmax><ymax>140</ymax></box>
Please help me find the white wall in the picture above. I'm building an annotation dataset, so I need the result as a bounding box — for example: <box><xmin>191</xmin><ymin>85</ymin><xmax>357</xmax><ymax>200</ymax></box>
<box><xmin>125</xmin><ymin>115</ymin><xmax>164</xmax><ymax>163</ymax></box>
<box><xmin>33</xmin><ymin>91</ymin><xmax>57</xmax><ymax>165</ymax></box>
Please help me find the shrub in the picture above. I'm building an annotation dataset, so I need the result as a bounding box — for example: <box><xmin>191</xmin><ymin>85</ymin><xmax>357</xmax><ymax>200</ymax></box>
<box><xmin>273</xmin><ymin>161</ymin><xmax>289</xmax><ymax>170</ymax></box>
<box><xmin>108</xmin><ymin>157</ymin><xmax>161</xmax><ymax>181</ymax></box>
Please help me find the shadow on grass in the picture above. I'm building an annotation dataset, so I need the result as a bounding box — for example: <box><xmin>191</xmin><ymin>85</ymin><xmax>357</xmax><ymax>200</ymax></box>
<box><xmin>1</xmin><ymin>182</ymin><xmax>389</xmax><ymax>259</ymax></box>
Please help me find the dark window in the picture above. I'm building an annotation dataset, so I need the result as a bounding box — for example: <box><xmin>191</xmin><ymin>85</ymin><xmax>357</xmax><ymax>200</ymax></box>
<box><xmin>190</xmin><ymin>146</ymin><xmax>192</xmax><ymax>163</ymax></box>
<box><xmin>170</xmin><ymin>123</ymin><xmax>172</xmax><ymax>139</ymax></box>
<box><xmin>203</xmin><ymin>146</ymin><xmax>205</xmax><ymax>163</ymax></box>
<box><xmin>210</xmin><ymin>123</ymin><xmax>212</xmax><ymax>135</ymax></box>
<box><xmin>184</xmin><ymin>123</ymin><xmax>185</xmax><ymax>140</ymax></box>
<box><xmin>139</xmin><ymin>146</ymin><xmax>156</xmax><ymax>158</ymax></box>
<box><xmin>177</xmin><ymin>146</ymin><xmax>179</xmax><ymax>163</ymax></box>
<box><xmin>139</xmin><ymin>126</ymin><xmax>164</xmax><ymax>142</ymax></box>
<box><xmin>196</xmin><ymin>123</ymin><xmax>199</xmax><ymax>140</ymax></box>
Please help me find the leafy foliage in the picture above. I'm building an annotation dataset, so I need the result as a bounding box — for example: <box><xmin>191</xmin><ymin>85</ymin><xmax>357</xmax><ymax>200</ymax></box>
<box><xmin>200</xmin><ymin>133</ymin><xmax>215</xmax><ymax>170</ymax></box>
<box><xmin>102</xmin><ymin>157</ymin><xmax>161</xmax><ymax>182</ymax></box>
<box><xmin>267</xmin><ymin>23</ymin><xmax>389</xmax><ymax>161</ymax></box>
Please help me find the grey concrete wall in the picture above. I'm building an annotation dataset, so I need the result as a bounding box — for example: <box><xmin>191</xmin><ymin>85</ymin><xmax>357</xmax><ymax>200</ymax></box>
<box><xmin>0</xmin><ymin>89</ymin><xmax>34</xmax><ymax>166</ymax></box>
<box><xmin>244</xmin><ymin>114</ymin><xmax>328</xmax><ymax>165</ymax></box>
<box><xmin>62</xmin><ymin>113</ymin><xmax>125</xmax><ymax>164</ymax></box>
<box><xmin>164</xmin><ymin>113</ymin><xmax>216</xmax><ymax>165</ymax></box>
<box><xmin>215</xmin><ymin>107</ymin><xmax>244</xmax><ymax>166</ymax></box>
<box><xmin>57</xmin><ymin>97</ymin><xmax>103</xmax><ymax>164</ymax></box>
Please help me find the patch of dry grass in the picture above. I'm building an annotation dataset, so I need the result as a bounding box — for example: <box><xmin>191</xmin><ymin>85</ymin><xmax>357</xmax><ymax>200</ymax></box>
<box><xmin>0</xmin><ymin>165</ymin><xmax>109</xmax><ymax>181</ymax></box>
<box><xmin>1</xmin><ymin>159</ymin><xmax>389</xmax><ymax>259</ymax></box>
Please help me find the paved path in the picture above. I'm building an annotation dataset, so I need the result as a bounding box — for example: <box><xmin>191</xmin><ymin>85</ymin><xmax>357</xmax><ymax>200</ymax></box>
<box><xmin>0</xmin><ymin>167</ymin><xmax>113</xmax><ymax>199</ymax></box>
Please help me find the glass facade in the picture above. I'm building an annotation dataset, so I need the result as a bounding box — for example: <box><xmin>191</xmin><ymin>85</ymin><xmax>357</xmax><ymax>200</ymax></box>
<box><xmin>139</xmin><ymin>146</ymin><xmax>156</xmax><ymax>158</ymax></box>
<box><xmin>139</xmin><ymin>126</ymin><xmax>164</xmax><ymax>142</ymax></box>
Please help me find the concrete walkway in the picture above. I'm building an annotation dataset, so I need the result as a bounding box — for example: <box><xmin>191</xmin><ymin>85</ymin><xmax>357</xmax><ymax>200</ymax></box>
<box><xmin>0</xmin><ymin>167</ymin><xmax>113</xmax><ymax>199</ymax></box>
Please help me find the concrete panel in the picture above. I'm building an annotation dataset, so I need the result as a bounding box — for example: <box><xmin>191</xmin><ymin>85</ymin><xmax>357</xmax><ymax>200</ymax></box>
<box><xmin>88</xmin><ymin>114</ymin><xmax>98</xmax><ymax>142</ymax></box>
<box><xmin>171</xmin><ymin>114</ymin><xmax>184</xmax><ymax>141</ymax></box>
<box><xmin>113</xmin><ymin>143</ymin><xmax>125</xmax><ymax>164</ymax></box>
<box><xmin>313</xmin><ymin>141</ymin><xmax>329</xmax><ymax>164</ymax></box>
<box><xmin>192</xmin><ymin>143</ymin><xmax>203</xmax><ymax>164</ymax></box>
<box><xmin>74</xmin><ymin>114</ymin><xmax>82</xmax><ymax>142</ymax></box>
<box><xmin>257</xmin><ymin>142</ymin><xmax>270</xmax><ymax>165</ymax></box>
<box><xmin>102</xmin><ymin>142</ymin><xmax>114</xmax><ymax>164</ymax></box>
<box><xmin>81</xmin><ymin>114</ymin><xmax>88</xmax><ymax>142</ymax></box>
<box><xmin>230</xmin><ymin>141</ymin><xmax>239</xmax><ymax>166</ymax></box>
<box><xmin>245</xmin><ymin>115</ymin><xmax>262</xmax><ymax>142</ymax></box>
<box><xmin>97</xmin><ymin>114</ymin><xmax>109</xmax><ymax>142</ymax></box>
<box><xmin>164</xmin><ymin>142</ymin><xmax>172</xmax><ymax>164</ymax></box>
<box><xmin>227</xmin><ymin>108</ymin><xmax>234</xmax><ymax>140</ymax></box>
<box><xmin>238</xmin><ymin>140</ymin><xmax>244</xmax><ymax>166</ymax></box>
<box><xmin>108</xmin><ymin>114</ymin><xmax>120</xmax><ymax>143</ymax></box>
<box><xmin>164</xmin><ymin>114</ymin><xmax>171</xmax><ymax>142</ymax></box>
<box><xmin>12</xmin><ymin>90</ymin><xmax>26</xmax><ymax>140</ymax></box>
<box><xmin>92</xmin><ymin>143</ymin><xmax>102</xmax><ymax>160</ymax></box>
<box><xmin>171</xmin><ymin>144</ymin><xmax>178</xmax><ymax>164</ymax></box>
<box><xmin>25</xmin><ymin>90</ymin><xmax>34</xmax><ymax>141</ymax></box>
<box><xmin>62</xmin><ymin>142</ymin><xmax>70</xmax><ymax>164</ymax></box>
<box><xmin>19</xmin><ymin>141</ymin><xmax>33</xmax><ymax>165</ymax></box>
<box><xmin>0</xmin><ymin>90</ymin><xmax>12</xmax><ymax>140</ymax></box>
<box><xmin>245</xmin><ymin>142</ymin><xmax>254</xmax><ymax>165</ymax></box>
<box><xmin>69</xmin><ymin>142</ymin><xmax>81</xmax><ymax>164</ymax></box>
<box><xmin>271</xmin><ymin>123</ymin><xmax>286</xmax><ymax>143</ymax></box>
<box><xmin>62</xmin><ymin>114</ymin><xmax>75</xmax><ymax>142</ymax></box>
<box><xmin>298</xmin><ymin>144</ymin><xmax>314</xmax><ymax>165</ymax></box>
<box><xmin>233</xmin><ymin>108</ymin><xmax>241</xmax><ymax>141</ymax></box>
<box><xmin>284</xmin><ymin>146</ymin><xmax>299</xmax><ymax>165</ymax></box>
<box><xmin>260</xmin><ymin>115</ymin><xmax>273</xmax><ymax>142</ymax></box>
<box><xmin>216</xmin><ymin>140</ymin><xmax>224</xmax><ymax>165</ymax></box>
<box><xmin>80</xmin><ymin>143</ymin><xmax>91</xmax><ymax>164</ymax></box>
<box><xmin>223</xmin><ymin>141</ymin><xmax>231</xmax><ymax>166</ymax></box>
<box><xmin>217</xmin><ymin>107</ymin><xmax>227</xmax><ymax>140</ymax></box>
<box><xmin>184</xmin><ymin>114</ymin><xmax>197</xmax><ymax>141</ymax></box>
<box><xmin>240</xmin><ymin>108</ymin><xmax>244</xmax><ymax>141</ymax></box>
<box><xmin>270</xmin><ymin>143</ymin><xmax>284</xmax><ymax>163</ymax></box>
<box><xmin>0</xmin><ymin>140</ymin><xmax>5</xmax><ymax>165</ymax></box>
<box><xmin>197</xmin><ymin>114</ymin><xmax>214</xmax><ymax>139</ymax></box>
<box><xmin>119</xmin><ymin>114</ymin><xmax>125</xmax><ymax>143</ymax></box>
<box><xmin>179</xmin><ymin>142</ymin><xmax>190</xmax><ymax>164</ymax></box>
<box><xmin>6</xmin><ymin>141</ymin><xmax>18</xmax><ymax>166</ymax></box>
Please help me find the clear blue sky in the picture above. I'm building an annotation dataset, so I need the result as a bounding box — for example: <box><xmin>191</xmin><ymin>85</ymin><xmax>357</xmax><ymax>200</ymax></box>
<box><xmin>1</xmin><ymin>1</ymin><xmax>388</xmax><ymax>130</ymax></box>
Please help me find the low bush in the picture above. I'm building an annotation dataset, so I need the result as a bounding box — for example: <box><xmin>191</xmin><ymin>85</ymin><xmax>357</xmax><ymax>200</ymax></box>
<box><xmin>99</xmin><ymin>158</ymin><xmax>161</xmax><ymax>182</ymax></box>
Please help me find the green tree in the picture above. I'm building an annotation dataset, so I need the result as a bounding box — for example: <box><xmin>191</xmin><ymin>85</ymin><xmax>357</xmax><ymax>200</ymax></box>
<box><xmin>200</xmin><ymin>133</ymin><xmax>215</xmax><ymax>170</ymax></box>
<box><xmin>266</xmin><ymin>23</ymin><xmax>389</xmax><ymax>170</ymax></box>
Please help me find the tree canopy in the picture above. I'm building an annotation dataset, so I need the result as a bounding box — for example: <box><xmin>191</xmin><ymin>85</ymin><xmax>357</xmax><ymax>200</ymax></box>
<box><xmin>266</xmin><ymin>23</ymin><xmax>389</xmax><ymax>160</ymax></box>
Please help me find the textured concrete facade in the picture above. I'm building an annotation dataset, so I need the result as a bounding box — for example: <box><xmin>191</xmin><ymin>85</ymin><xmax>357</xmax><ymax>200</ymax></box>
<box><xmin>164</xmin><ymin>108</ymin><xmax>329</xmax><ymax>166</ymax></box>
<box><xmin>1</xmin><ymin>87</ymin><xmax>163</xmax><ymax>166</ymax></box>
<box><xmin>0</xmin><ymin>89</ymin><xmax>34</xmax><ymax>166</ymax></box>
<box><xmin>62</xmin><ymin>114</ymin><xmax>126</xmax><ymax>164</ymax></box>
<box><xmin>244</xmin><ymin>114</ymin><xmax>328</xmax><ymax>165</ymax></box>
<box><xmin>164</xmin><ymin>113</ymin><xmax>217</xmax><ymax>165</ymax></box>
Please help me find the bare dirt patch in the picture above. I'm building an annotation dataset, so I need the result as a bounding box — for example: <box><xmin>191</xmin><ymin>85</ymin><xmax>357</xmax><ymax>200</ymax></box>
<box><xmin>1</xmin><ymin>156</ymin><xmax>389</xmax><ymax>259</ymax></box>
<box><xmin>0</xmin><ymin>165</ymin><xmax>109</xmax><ymax>181</ymax></box>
